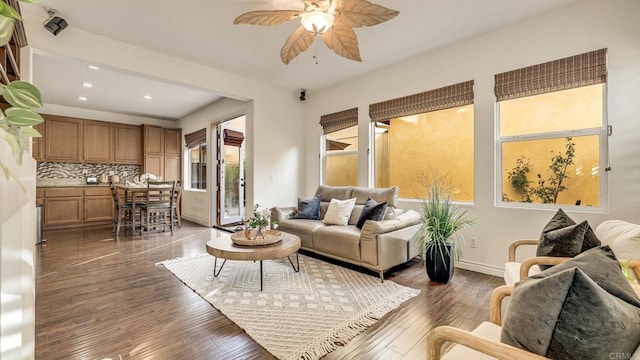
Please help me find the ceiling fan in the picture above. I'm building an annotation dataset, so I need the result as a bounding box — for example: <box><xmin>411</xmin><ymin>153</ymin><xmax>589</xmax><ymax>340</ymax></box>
<box><xmin>234</xmin><ymin>0</ymin><xmax>399</xmax><ymax>64</ymax></box>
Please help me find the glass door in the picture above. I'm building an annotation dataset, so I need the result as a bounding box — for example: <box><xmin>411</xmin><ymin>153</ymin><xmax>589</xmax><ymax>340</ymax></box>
<box><xmin>217</xmin><ymin>116</ymin><xmax>246</xmax><ymax>226</ymax></box>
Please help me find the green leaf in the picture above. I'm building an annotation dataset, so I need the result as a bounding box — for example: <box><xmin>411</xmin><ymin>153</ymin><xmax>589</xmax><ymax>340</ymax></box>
<box><xmin>3</xmin><ymin>81</ymin><xmax>43</xmax><ymax>109</ymax></box>
<box><xmin>4</xmin><ymin>132</ymin><xmax>23</xmax><ymax>164</ymax></box>
<box><xmin>18</xmin><ymin>0</ymin><xmax>40</xmax><ymax>3</ymax></box>
<box><xmin>1</xmin><ymin>161</ymin><xmax>10</xmax><ymax>180</ymax></box>
<box><xmin>20</xmin><ymin>126</ymin><xmax>41</xmax><ymax>138</ymax></box>
<box><xmin>0</xmin><ymin>2</ymin><xmax>22</xmax><ymax>20</ymax></box>
<box><xmin>5</xmin><ymin>107</ymin><xmax>44</xmax><ymax>126</ymax></box>
<box><xmin>0</xmin><ymin>15</ymin><xmax>15</xmax><ymax>47</ymax></box>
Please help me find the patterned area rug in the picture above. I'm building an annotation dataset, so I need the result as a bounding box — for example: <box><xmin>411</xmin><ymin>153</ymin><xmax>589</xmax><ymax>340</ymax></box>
<box><xmin>160</xmin><ymin>253</ymin><xmax>420</xmax><ymax>360</ymax></box>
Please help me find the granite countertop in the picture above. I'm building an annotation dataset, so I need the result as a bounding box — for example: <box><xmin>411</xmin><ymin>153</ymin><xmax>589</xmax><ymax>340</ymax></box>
<box><xmin>37</xmin><ymin>179</ymin><xmax>113</xmax><ymax>188</ymax></box>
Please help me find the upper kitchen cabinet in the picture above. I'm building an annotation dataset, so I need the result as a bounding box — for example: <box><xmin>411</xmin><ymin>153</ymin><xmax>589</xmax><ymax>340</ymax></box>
<box><xmin>45</xmin><ymin>115</ymin><xmax>83</xmax><ymax>162</ymax></box>
<box><xmin>115</xmin><ymin>124</ymin><xmax>142</xmax><ymax>164</ymax></box>
<box><xmin>164</xmin><ymin>128</ymin><xmax>182</xmax><ymax>156</ymax></box>
<box><xmin>32</xmin><ymin>122</ymin><xmax>45</xmax><ymax>161</ymax></box>
<box><xmin>143</xmin><ymin>125</ymin><xmax>164</xmax><ymax>155</ymax></box>
<box><xmin>83</xmin><ymin>120</ymin><xmax>114</xmax><ymax>163</ymax></box>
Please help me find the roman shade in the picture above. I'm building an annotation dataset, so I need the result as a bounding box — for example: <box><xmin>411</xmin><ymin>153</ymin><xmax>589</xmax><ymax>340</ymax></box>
<box><xmin>224</xmin><ymin>129</ymin><xmax>244</xmax><ymax>147</ymax></box>
<box><xmin>184</xmin><ymin>128</ymin><xmax>206</xmax><ymax>148</ymax></box>
<box><xmin>369</xmin><ymin>80</ymin><xmax>474</xmax><ymax>122</ymax></box>
<box><xmin>495</xmin><ymin>48</ymin><xmax>607</xmax><ymax>101</ymax></box>
<box><xmin>319</xmin><ymin>107</ymin><xmax>358</xmax><ymax>135</ymax></box>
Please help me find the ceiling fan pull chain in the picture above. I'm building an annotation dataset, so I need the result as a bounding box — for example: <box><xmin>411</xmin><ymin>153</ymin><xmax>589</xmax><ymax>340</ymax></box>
<box><xmin>313</xmin><ymin>38</ymin><xmax>319</xmax><ymax>65</ymax></box>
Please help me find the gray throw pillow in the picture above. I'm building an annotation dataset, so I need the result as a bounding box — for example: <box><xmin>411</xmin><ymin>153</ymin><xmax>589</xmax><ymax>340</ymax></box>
<box><xmin>540</xmin><ymin>208</ymin><xmax>601</xmax><ymax>254</ymax></box>
<box><xmin>501</xmin><ymin>246</ymin><xmax>640</xmax><ymax>359</ymax></box>
<box><xmin>292</xmin><ymin>196</ymin><xmax>321</xmax><ymax>220</ymax></box>
<box><xmin>536</xmin><ymin>221</ymin><xmax>589</xmax><ymax>270</ymax></box>
<box><xmin>356</xmin><ymin>198</ymin><xmax>387</xmax><ymax>229</ymax></box>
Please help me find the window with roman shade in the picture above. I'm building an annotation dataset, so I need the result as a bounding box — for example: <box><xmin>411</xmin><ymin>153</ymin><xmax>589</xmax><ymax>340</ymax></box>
<box><xmin>320</xmin><ymin>107</ymin><xmax>359</xmax><ymax>187</ymax></box>
<box><xmin>369</xmin><ymin>81</ymin><xmax>475</xmax><ymax>201</ymax></box>
<box><xmin>185</xmin><ymin>128</ymin><xmax>207</xmax><ymax>190</ymax></box>
<box><xmin>496</xmin><ymin>49</ymin><xmax>608</xmax><ymax>209</ymax></box>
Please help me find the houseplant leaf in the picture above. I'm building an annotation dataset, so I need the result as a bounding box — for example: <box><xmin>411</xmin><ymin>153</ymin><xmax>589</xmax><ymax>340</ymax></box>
<box><xmin>3</xmin><ymin>130</ymin><xmax>23</xmax><ymax>164</ymax></box>
<box><xmin>5</xmin><ymin>107</ymin><xmax>44</xmax><ymax>126</ymax></box>
<box><xmin>0</xmin><ymin>15</ymin><xmax>15</xmax><ymax>46</ymax></box>
<box><xmin>0</xmin><ymin>1</ymin><xmax>22</xmax><ymax>20</ymax></box>
<box><xmin>20</xmin><ymin>126</ymin><xmax>41</xmax><ymax>138</ymax></box>
<box><xmin>3</xmin><ymin>81</ymin><xmax>43</xmax><ymax>109</ymax></box>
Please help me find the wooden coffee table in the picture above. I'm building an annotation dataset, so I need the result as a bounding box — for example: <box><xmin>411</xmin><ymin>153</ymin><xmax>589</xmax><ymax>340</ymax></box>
<box><xmin>205</xmin><ymin>231</ymin><xmax>301</xmax><ymax>291</ymax></box>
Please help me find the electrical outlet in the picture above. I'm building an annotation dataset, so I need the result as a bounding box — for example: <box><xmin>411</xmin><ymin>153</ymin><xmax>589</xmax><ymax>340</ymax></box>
<box><xmin>82</xmin><ymin>169</ymin><xmax>88</xmax><ymax>176</ymax></box>
<box><xmin>470</xmin><ymin>237</ymin><xmax>478</xmax><ymax>248</ymax></box>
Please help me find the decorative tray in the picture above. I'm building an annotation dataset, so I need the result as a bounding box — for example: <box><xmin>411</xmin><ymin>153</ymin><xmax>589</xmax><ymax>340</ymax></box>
<box><xmin>231</xmin><ymin>229</ymin><xmax>283</xmax><ymax>246</ymax></box>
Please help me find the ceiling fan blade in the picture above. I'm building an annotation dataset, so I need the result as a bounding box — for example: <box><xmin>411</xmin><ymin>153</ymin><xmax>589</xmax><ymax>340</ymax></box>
<box><xmin>335</xmin><ymin>0</ymin><xmax>399</xmax><ymax>27</ymax></box>
<box><xmin>234</xmin><ymin>10</ymin><xmax>302</xmax><ymax>26</ymax></box>
<box><xmin>280</xmin><ymin>26</ymin><xmax>315</xmax><ymax>64</ymax></box>
<box><xmin>320</xmin><ymin>23</ymin><xmax>362</xmax><ymax>62</ymax></box>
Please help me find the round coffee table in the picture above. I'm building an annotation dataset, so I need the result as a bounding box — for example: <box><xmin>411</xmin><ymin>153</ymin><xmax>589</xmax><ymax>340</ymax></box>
<box><xmin>205</xmin><ymin>231</ymin><xmax>301</xmax><ymax>291</ymax></box>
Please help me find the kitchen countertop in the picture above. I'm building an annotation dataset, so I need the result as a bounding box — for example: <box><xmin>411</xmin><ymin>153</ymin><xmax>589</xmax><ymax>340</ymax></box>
<box><xmin>37</xmin><ymin>179</ymin><xmax>115</xmax><ymax>187</ymax></box>
<box><xmin>37</xmin><ymin>184</ymin><xmax>113</xmax><ymax>188</ymax></box>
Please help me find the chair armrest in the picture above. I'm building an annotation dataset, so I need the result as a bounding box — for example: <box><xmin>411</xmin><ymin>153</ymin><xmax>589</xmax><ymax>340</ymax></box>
<box><xmin>426</xmin><ymin>326</ymin><xmax>549</xmax><ymax>360</ymax></box>
<box><xmin>508</xmin><ymin>239</ymin><xmax>539</xmax><ymax>262</ymax></box>
<box><xmin>519</xmin><ymin>256</ymin><xmax>571</xmax><ymax>280</ymax></box>
<box><xmin>489</xmin><ymin>285</ymin><xmax>513</xmax><ymax>325</ymax></box>
<box><xmin>270</xmin><ymin>206</ymin><xmax>297</xmax><ymax>223</ymax></box>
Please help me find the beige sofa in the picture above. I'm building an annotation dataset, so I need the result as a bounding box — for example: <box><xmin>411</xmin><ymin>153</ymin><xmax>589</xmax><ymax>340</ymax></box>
<box><xmin>271</xmin><ymin>185</ymin><xmax>422</xmax><ymax>280</ymax></box>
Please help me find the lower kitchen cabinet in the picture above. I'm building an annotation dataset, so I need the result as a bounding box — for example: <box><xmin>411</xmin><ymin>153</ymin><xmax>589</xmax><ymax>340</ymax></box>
<box><xmin>41</xmin><ymin>187</ymin><xmax>114</xmax><ymax>229</ymax></box>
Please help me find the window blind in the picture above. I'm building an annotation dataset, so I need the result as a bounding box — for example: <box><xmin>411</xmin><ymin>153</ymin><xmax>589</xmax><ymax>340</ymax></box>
<box><xmin>319</xmin><ymin>107</ymin><xmax>358</xmax><ymax>135</ymax></box>
<box><xmin>184</xmin><ymin>128</ymin><xmax>206</xmax><ymax>148</ymax></box>
<box><xmin>223</xmin><ymin>129</ymin><xmax>244</xmax><ymax>147</ymax></box>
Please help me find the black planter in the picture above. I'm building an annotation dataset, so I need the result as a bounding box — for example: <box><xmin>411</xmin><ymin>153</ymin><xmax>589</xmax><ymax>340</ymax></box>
<box><xmin>425</xmin><ymin>245</ymin><xmax>455</xmax><ymax>284</ymax></box>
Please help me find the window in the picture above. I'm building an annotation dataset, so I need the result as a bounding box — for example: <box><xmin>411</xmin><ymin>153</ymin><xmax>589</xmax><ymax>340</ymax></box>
<box><xmin>320</xmin><ymin>108</ymin><xmax>358</xmax><ymax>186</ymax></box>
<box><xmin>184</xmin><ymin>128</ymin><xmax>207</xmax><ymax>190</ymax></box>
<box><xmin>496</xmin><ymin>49</ymin><xmax>607</xmax><ymax>208</ymax></box>
<box><xmin>370</xmin><ymin>81</ymin><xmax>475</xmax><ymax>201</ymax></box>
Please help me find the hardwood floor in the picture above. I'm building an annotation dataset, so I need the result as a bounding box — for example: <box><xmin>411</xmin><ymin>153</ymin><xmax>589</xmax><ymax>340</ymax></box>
<box><xmin>35</xmin><ymin>222</ymin><xmax>504</xmax><ymax>359</ymax></box>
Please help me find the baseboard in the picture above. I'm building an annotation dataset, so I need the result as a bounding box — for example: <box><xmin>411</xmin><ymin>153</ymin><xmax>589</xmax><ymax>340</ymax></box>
<box><xmin>181</xmin><ymin>215</ymin><xmax>209</xmax><ymax>227</ymax></box>
<box><xmin>455</xmin><ymin>259</ymin><xmax>504</xmax><ymax>278</ymax></box>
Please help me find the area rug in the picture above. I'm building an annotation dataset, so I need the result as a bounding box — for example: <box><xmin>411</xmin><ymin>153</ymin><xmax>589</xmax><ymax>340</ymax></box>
<box><xmin>159</xmin><ymin>253</ymin><xmax>420</xmax><ymax>360</ymax></box>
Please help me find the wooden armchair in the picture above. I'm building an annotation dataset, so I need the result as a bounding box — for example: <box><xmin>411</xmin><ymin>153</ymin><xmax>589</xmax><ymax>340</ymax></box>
<box><xmin>426</xmin><ymin>285</ymin><xmax>549</xmax><ymax>360</ymax></box>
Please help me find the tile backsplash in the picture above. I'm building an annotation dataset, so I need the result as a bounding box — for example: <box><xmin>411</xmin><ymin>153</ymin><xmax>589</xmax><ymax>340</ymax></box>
<box><xmin>37</xmin><ymin>162</ymin><xmax>141</xmax><ymax>180</ymax></box>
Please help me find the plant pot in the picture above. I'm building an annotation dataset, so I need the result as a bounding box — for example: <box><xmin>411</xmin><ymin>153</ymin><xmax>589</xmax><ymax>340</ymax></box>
<box><xmin>425</xmin><ymin>245</ymin><xmax>455</xmax><ymax>284</ymax></box>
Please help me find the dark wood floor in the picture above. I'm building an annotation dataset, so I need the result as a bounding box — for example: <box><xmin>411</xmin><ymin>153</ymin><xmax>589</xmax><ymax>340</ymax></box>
<box><xmin>35</xmin><ymin>222</ymin><xmax>504</xmax><ymax>360</ymax></box>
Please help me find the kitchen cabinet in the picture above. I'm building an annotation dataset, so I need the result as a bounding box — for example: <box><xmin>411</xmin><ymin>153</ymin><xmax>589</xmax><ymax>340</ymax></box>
<box><xmin>32</xmin><ymin>122</ymin><xmax>45</xmax><ymax>161</ymax></box>
<box><xmin>164</xmin><ymin>128</ymin><xmax>181</xmax><ymax>156</ymax></box>
<box><xmin>84</xmin><ymin>120</ymin><xmax>114</xmax><ymax>163</ymax></box>
<box><xmin>143</xmin><ymin>125</ymin><xmax>164</xmax><ymax>155</ymax></box>
<box><xmin>163</xmin><ymin>156</ymin><xmax>181</xmax><ymax>182</ymax></box>
<box><xmin>84</xmin><ymin>187</ymin><xmax>114</xmax><ymax>222</ymax></box>
<box><xmin>142</xmin><ymin>125</ymin><xmax>182</xmax><ymax>182</ymax></box>
<box><xmin>43</xmin><ymin>188</ymin><xmax>84</xmax><ymax>227</ymax></box>
<box><xmin>115</xmin><ymin>124</ymin><xmax>142</xmax><ymax>164</ymax></box>
<box><xmin>45</xmin><ymin>115</ymin><xmax>83</xmax><ymax>162</ymax></box>
<box><xmin>144</xmin><ymin>155</ymin><xmax>163</xmax><ymax>178</ymax></box>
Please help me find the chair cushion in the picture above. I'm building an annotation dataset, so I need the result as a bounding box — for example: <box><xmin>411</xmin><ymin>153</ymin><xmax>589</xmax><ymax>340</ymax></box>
<box><xmin>595</xmin><ymin>220</ymin><xmax>640</xmax><ymax>260</ymax></box>
<box><xmin>292</xmin><ymin>196</ymin><xmax>321</xmax><ymax>220</ymax></box>
<box><xmin>441</xmin><ymin>322</ymin><xmax>502</xmax><ymax>360</ymax></box>
<box><xmin>356</xmin><ymin>198</ymin><xmax>387</xmax><ymax>229</ymax></box>
<box><xmin>501</xmin><ymin>246</ymin><xmax>640</xmax><ymax>359</ymax></box>
<box><xmin>322</xmin><ymin>198</ymin><xmax>356</xmax><ymax>226</ymax></box>
<box><xmin>503</xmin><ymin>262</ymin><xmax>540</xmax><ymax>286</ymax></box>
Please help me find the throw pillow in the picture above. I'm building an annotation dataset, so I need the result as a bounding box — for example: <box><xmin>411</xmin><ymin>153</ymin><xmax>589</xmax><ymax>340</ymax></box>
<box><xmin>501</xmin><ymin>246</ymin><xmax>640</xmax><ymax>359</ymax></box>
<box><xmin>536</xmin><ymin>221</ymin><xmax>589</xmax><ymax>270</ymax></box>
<box><xmin>292</xmin><ymin>195</ymin><xmax>321</xmax><ymax>220</ymax></box>
<box><xmin>356</xmin><ymin>198</ymin><xmax>387</xmax><ymax>229</ymax></box>
<box><xmin>322</xmin><ymin>198</ymin><xmax>356</xmax><ymax>226</ymax></box>
<box><xmin>540</xmin><ymin>208</ymin><xmax>601</xmax><ymax>253</ymax></box>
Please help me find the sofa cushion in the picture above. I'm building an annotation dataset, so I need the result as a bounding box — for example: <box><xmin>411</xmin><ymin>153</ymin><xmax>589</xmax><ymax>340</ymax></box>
<box><xmin>501</xmin><ymin>246</ymin><xmax>640</xmax><ymax>359</ymax></box>
<box><xmin>292</xmin><ymin>196</ymin><xmax>321</xmax><ymax>220</ymax></box>
<box><xmin>595</xmin><ymin>220</ymin><xmax>640</xmax><ymax>260</ymax></box>
<box><xmin>315</xmin><ymin>185</ymin><xmax>353</xmax><ymax>202</ymax></box>
<box><xmin>277</xmin><ymin>219</ymin><xmax>325</xmax><ymax>249</ymax></box>
<box><xmin>312</xmin><ymin>225</ymin><xmax>362</xmax><ymax>262</ymax></box>
<box><xmin>352</xmin><ymin>186</ymin><xmax>398</xmax><ymax>208</ymax></box>
<box><xmin>536</xmin><ymin>221</ymin><xmax>589</xmax><ymax>270</ymax></box>
<box><xmin>356</xmin><ymin>198</ymin><xmax>387</xmax><ymax>229</ymax></box>
<box><xmin>348</xmin><ymin>205</ymin><xmax>365</xmax><ymax>225</ymax></box>
<box><xmin>323</xmin><ymin>198</ymin><xmax>356</xmax><ymax>226</ymax></box>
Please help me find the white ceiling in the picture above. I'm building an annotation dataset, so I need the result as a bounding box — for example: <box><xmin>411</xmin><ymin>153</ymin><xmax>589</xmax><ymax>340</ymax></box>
<box><xmin>22</xmin><ymin>0</ymin><xmax>582</xmax><ymax>120</ymax></box>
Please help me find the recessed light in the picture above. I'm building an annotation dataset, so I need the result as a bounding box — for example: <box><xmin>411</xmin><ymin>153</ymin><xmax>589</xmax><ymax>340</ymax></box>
<box><xmin>78</xmin><ymin>96</ymin><xmax>88</xmax><ymax>101</ymax></box>
<box><xmin>88</xmin><ymin>65</ymin><xmax>100</xmax><ymax>70</ymax></box>
<box><xmin>82</xmin><ymin>82</ymin><xmax>93</xmax><ymax>88</ymax></box>
<box><xmin>143</xmin><ymin>95</ymin><xmax>152</xmax><ymax>100</ymax></box>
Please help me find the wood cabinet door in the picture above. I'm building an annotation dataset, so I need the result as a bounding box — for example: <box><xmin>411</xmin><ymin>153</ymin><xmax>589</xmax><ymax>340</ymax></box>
<box><xmin>84</xmin><ymin>196</ymin><xmax>114</xmax><ymax>222</ymax></box>
<box><xmin>163</xmin><ymin>156</ymin><xmax>181</xmax><ymax>182</ymax></box>
<box><xmin>44</xmin><ymin>197</ymin><xmax>83</xmax><ymax>226</ymax></box>
<box><xmin>164</xmin><ymin>128</ymin><xmax>181</xmax><ymax>156</ymax></box>
<box><xmin>144</xmin><ymin>125</ymin><xmax>164</xmax><ymax>155</ymax></box>
<box><xmin>32</xmin><ymin>122</ymin><xmax>45</xmax><ymax>161</ymax></box>
<box><xmin>45</xmin><ymin>116</ymin><xmax>83</xmax><ymax>161</ymax></box>
<box><xmin>84</xmin><ymin>120</ymin><xmax>114</xmax><ymax>163</ymax></box>
<box><xmin>115</xmin><ymin>124</ymin><xmax>142</xmax><ymax>164</ymax></box>
<box><xmin>144</xmin><ymin>155</ymin><xmax>163</xmax><ymax>177</ymax></box>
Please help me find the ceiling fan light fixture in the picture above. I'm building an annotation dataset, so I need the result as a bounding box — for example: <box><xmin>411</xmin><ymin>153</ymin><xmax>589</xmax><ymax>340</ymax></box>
<box><xmin>300</xmin><ymin>10</ymin><xmax>334</xmax><ymax>35</ymax></box>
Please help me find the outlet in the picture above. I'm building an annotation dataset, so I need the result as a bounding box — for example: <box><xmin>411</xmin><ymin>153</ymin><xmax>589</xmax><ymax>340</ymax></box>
<box><xmin>82</xmin><ymin>169</ymin><xmax>88</xmax><ymax>176</ymax></box>
<box><xmin>470</xmin><ymin>237</ymin><xmax>478</xmax><ymax>248</ymax></box>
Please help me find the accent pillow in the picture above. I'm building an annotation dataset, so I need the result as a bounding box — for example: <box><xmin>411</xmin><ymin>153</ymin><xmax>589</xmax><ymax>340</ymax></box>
<box><xmin>322</xmin><ymin>198</ymin><xmax>356</xmax><ymax>226</ymax></box>
<box><xmin>536</xmin><ymin>221</ymin><xmax>589</xmax><ymax>270</ymax></box>
<box><xmin>292</xmin><ymin>195</ymin><xmax>321</xmax><ymax>220</ymax></box>
<box><xmin>501</xmin><ymin>246</ymin><xmax>640</xmax><ymax>359</ymax></box>
<box><xmin>356</xmin><ymin>198</ymin><xmax>387</xmax><ymax>229</ymax></box>
<box><xmin>540</xmin><ymin>208</ymin><xmax>601</xmax><ymax>252</ymax></box>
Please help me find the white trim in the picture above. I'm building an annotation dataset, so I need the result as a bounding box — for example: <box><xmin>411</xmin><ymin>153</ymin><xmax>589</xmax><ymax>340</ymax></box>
<box><xmin>180</xmin><ymin>214</ymin><xmax>209</xmax><ymax>227</ymax></box>
<box><xmin>455</xmin><ymin>259</ymin><xmax>504</xmax><ymax>278</ymax></box>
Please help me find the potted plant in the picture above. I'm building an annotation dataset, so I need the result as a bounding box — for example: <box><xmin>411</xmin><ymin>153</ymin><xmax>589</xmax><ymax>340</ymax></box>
<box><xmin>414</xmin><ymin>176</ymin><xmax>474</xmax><ymax>285</ymax></box>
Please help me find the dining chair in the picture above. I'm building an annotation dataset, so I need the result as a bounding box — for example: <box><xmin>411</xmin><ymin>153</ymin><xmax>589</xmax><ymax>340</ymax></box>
<box><xmin>140</xmin><ymin>181</ymin><xmax>176</xmax><ymax>236</ymax></box>
<box><xmin>173</xmin><ymin>180</ymin><xmax>182</xmax><ymax>228</ymax></box>
<box><xmin>109</xmin><ymin>183</ymin><xmax>135</xmax><ymax>236</ymax></box>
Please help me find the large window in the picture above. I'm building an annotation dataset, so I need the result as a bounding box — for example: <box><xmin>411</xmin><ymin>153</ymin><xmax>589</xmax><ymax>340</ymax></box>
<box><xmin>184</xmin><ymin>128</ymin><xmax>207</xmax><ymax>190</ymax></box>
<box><xmin>320</xmin><ymin>108</ymin><xmax>358</xmax><ymax>186</ymax></box>
<box><xmin>497</xmin><ymin>49</ymin><xmax>607</xmax><ymax>208</ymax></box>
<box><xmin>370</xmin><ymin>81</ymin><xmax>475</xmax><ymax>201</ymax></box>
